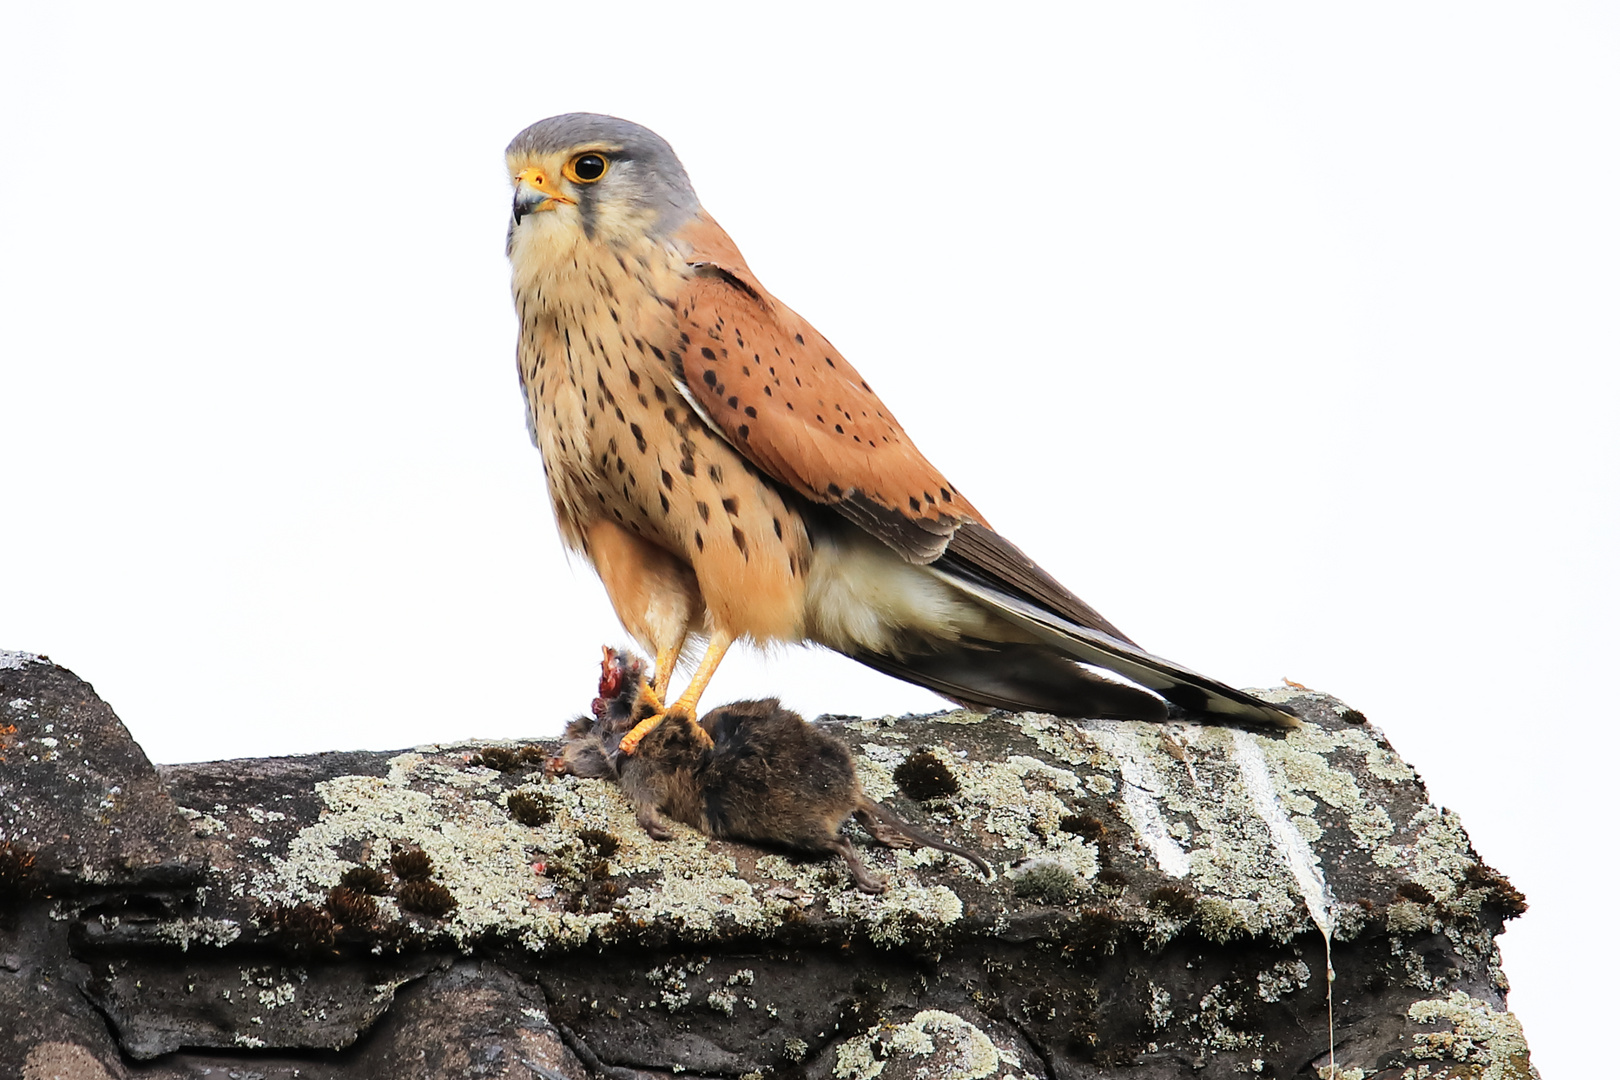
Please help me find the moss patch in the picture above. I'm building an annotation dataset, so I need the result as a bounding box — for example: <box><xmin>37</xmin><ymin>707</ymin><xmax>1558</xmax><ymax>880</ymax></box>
<box><xmin>893</xmin><ymin>750</ymin><xmax>961</xmax><ymax>800</ymax></box>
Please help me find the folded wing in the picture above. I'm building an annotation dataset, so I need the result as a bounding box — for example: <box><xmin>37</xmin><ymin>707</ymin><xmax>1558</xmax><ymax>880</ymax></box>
<box><xmin>669</xmin><ymin>215</ymin><xmax>1295</xmax><ymax>727</ymax></box>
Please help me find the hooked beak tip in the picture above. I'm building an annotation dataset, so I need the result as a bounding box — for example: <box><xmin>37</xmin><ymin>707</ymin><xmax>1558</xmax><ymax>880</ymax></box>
<box><xmin>512</xmin><ymin>189</ymin><xmax>573</xmax><ymax>225</ymax></box>
<box><xmin>512</xmin><ymin>166</ymin><xmax>577</xmax><ymax>226</ymax></box>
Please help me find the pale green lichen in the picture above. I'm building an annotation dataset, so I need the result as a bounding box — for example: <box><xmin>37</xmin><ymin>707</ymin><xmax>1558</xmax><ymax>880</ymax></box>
<box><xmin>1020</xmin><ymin>834</ymin><xmax>1095</xmax><ymax>885</ymax></box>
<box><xmin>251</xmin><ymin>745</ymin><xmax>978</xmax><ymax>954</ymax></box>
<box><xmin>1329</xmin><ymin>899</ymin><xmax>1371</xmax><ymax>942</ymax></box>
<box><xmin>832</xmin><ymin>1010</ymin><xmax>1027</xmax><ymax>1080</ymax></box>
<box><xmin>838</xmin><ymin>716</ymin><xmax>895</xmax><ymax>735</ymax></box>
<box><xmin>1194</xmin><ymin>982</ymin><xmax>1262</xmax><ymax>1052</ymax></box>
<box><xmin>853</xmin><ymin>754</ymin><xmax>900</xmax><ymax>802</ymax></box>
<box><xmin>256</xmin><ymin>983</ymin><xmax>296</xmax><ymax>1009</ymax></box>
<box><xmin>1374</xmin><ymin>807</ymin><xmax>1476</xmax><ymax>904</ymax></box>
<box><xmin>919</xmin><ymin>751</ymin><xmax>1100</xmax><ymax>881</ymax></box>
<box><xmin>1174</xmin><ymin>775</ymin><xmax>1310</xmax><ymax>938</ymax></box>
<box><xmin>1253</xmin><ymin>722</ymin><xmax>1396</xmax><ymax>849</ymax></box>
<box><xmin>890</xmin><ymin>844</ymin><xmax>980</xmax><ymax>881</ymax></box>
<box><xmin>825</xmin><ymin>882</ymin><xmax>963</xmax><ymax>948</ymax></box>
<box><xmin>928</xmin><ymin>710</ymin><xmax>990</xmax><ymax>726</ymax></box>
<box><xmin>955</xmin><ymin>755</ymin><xmax>1079</xmax><ymax>843</ymax></box>
<box><xmin>177</xmin><ymin>806</ymin><xmax>228</xmax><ymax>841</ymax></box>
<box><xmin>1255</xmin><ymin>958</ymin><xmax>1313</xmax><ymax>1002</ymax></box>
<box><xmin>1291</xmin><ymin>813</ymin><xmax>1325</xmax><ymax>844</ymax></box>
<box><xmin>863</xmin><ymin>699</ymin><xmax>1441</xmax><ymax>948</ymax></box>
<box><xmin>1147</xmin><ymin>983</ymin><xmax>1174</xmax><ymax>1030</ymax></box>
<box><xmin>1003</xmin><ymin>711</ymin><xmax>1110</xmax><ymax>772</ymax></box>
<box><xmin>834</xmin><ymin>1037</ymin><xmax>884</xmax><ymax>1080</ymax></box>
<box><xmin>864</xmin><ymin>744</ymin><xmax>1111</xmax><ymax>890</ymax></box>
<box><xmin>1025</xmin><ymin>709</ymin><xmax>1425</xmax><ymax>942</ymax></box>
<box><xmin>1405</xmin><ymin>991</ymin><xmax>1538</xmax><ymax>1079</ymax></box>
<box><xmin>1349</xmin><ymin>804</ymin><xmax>1396</xmax><ymax>845</ymax></box>
<box><xmin>644</xmin><ymin>959</ymin><xmax>701</xmax><ymax>1011</ymax></box>
<box><xmin>618</xmin><ymin>873</ymin><xmax>765</xmax><ymax>936</ymax></box>
<box><xmin>751</xmin><ymin>852</ymin><xmax>817</xmax><ymax>894</ymax></box>
<box><xmin>1386</xmin><ymin>899</ymin><xmax>1436</xmax><ymax>936</ymax></box>
<box><xmin>149</xmin><ymin>917</ymin><xmax>241</xmax><ymax>951</ymax></box>
<box><xmin>233</xmin><ymin>691</ymin><xmax>1494</xmax><ymax>981</ymax></box>
<box><xmin>1386</xmin><ymin>935</ymin><xmax>1441</xmax><ymax>992</ymax></box>
<box><xmin>258</xmin><ymin>751</ymin><xmax>727</xmax><ymax>949</ymax></box>
<box><xmin>860</xmin><ymin>742</ymin><xmax>908</xmax><ymax>765</ymax></box>
<box><xmin>1362</xmin><ymin>744</ymin><xmax>1416</xmax><ymax>784</ymax></box>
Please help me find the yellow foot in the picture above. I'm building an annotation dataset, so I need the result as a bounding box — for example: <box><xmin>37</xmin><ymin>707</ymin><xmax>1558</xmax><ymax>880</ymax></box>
<box><xmin>617</xmin><ymin>707</ymin><xmax>681</xmax><ymax>756</ymax></box>
<box><xmin>630</xmin><ymin>680</ymin><xmax>665</xmax><ymax>722</ymax></box>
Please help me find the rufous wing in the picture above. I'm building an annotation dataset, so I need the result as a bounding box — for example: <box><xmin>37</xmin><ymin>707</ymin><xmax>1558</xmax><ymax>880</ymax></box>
<box><xmin>667</xmin><ymin>219</ymin><xmax>1296</xmax><ymax>727</ymax></box>
<box><xmin>671</xmin><ymin>216</ymin><xmax>980</xmax><ymax>563</ymax></box>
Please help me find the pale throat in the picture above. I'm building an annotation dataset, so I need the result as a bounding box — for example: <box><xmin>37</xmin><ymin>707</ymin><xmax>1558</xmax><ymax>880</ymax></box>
<box><xmin>509</xmin><ymin>216</ymin><xmax>690</xmax><ymax>325</ymax></box>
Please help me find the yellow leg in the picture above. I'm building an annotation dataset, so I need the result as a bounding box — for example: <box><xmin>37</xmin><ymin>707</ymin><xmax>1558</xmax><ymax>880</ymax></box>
<box><xmin>618</xmin><ymin>631</ymin><xmax>734</xmax><ymax>755</ymax></box>
<box><xmin>666</xmin><ymin>631</ymin><xmax>732</xmax><ymax>717</ymax></box>
<box><xmin>650</xmin><ymin>643</ymin><xmax>682</xmax><ymax>703</ymax></box>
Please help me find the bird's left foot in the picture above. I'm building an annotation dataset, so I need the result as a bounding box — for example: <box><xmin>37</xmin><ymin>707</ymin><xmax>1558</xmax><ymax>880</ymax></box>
<box><xmin>617</xmin><ymin>703</ymin><xmax>689</xmax><ymax>756</ymax></box>
<box><xmin>631</xmin><ymin>680</ymin><xmax>665</xmax><ymax>723</ymax></box>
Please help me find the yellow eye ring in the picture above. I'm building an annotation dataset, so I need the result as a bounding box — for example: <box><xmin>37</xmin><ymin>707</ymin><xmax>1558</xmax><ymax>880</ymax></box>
<box><xmin>564</xmin><ymin>152</ymin><xmax>609</xmax><ymax>184</ymax></box>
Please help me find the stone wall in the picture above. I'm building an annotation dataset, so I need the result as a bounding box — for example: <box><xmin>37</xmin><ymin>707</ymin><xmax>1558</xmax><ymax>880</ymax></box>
<box><xmin>0</xmin><ymin>651</ymin><xmax>1536</xmax><ymax>1078</ymax></box>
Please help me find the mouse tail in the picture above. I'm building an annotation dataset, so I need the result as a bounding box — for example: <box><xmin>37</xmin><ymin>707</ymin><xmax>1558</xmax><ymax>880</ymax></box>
<box><xmin>854</xmin><ymin>797</ymin><xmax>992</xmax><ymax>877</ymax></box>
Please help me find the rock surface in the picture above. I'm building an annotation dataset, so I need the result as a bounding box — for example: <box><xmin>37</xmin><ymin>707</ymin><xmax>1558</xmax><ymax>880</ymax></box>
<box><xmin>1</xmin><ymin>650</ymin><xmax>1537</xmax><ymax>1079</ymax></box>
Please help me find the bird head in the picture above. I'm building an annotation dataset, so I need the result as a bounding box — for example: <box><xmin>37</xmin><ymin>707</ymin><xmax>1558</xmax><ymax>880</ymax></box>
<box><xmin>505</xmin><ymin>113</ymin><xmax>700</xmax><ymax>252</ymax></box>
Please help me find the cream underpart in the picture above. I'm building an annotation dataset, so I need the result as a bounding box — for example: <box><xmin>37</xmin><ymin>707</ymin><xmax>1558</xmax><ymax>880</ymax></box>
<box><xmin>802</xmin><ymin>528</ymin><xmax>1005</xmax><ymax>655</ymax></box>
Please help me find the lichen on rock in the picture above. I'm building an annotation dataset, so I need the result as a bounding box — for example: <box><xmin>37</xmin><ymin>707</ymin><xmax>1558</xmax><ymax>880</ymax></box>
<box><xmin>1407</xmin><ymin>991</ymin><xmax>1536</xmax><ymax>1080</ymax></box>
<box><xmin>832</xmin><ymin>1009</ymin><xmax>1030</xmax><ymax>1080</ymax></box>
<box><xmin>0</xmin><ymin>657</ymin><xmax>1539</xmax><ymax>1079</ymax></box>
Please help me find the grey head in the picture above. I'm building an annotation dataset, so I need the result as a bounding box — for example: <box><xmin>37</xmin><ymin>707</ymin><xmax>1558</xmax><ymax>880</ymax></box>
<box><xmin>506</xmin><ymin>113</ymin><xmax>701</xmax><ymax>241</ymax></box>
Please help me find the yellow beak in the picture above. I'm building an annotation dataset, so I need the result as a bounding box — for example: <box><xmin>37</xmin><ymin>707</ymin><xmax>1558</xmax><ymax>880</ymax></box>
<box><xmin>512</xmin><ymin>167</ymin><xmax>575</xmax><ymax>222</ymax></box>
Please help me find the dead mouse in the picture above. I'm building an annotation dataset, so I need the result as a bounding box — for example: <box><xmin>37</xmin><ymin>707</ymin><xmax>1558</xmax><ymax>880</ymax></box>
<box><xmin>547</xmin><ymin>646</ymin><xmax>647</xmax><ymax>781</ymax></box>
<box><xmin>552</xmin><ymin>648</ymin><xmax>992</xmax><ymax>894</ymax></box>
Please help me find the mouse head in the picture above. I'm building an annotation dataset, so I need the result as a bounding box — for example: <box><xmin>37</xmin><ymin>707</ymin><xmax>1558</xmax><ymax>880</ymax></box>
<box><xmin>592</xmin><ymin>646</ymin><xmax>650</xmax><ymax>729</ymax></box>
<box><xmin>550</xmin><ymin>646</ymin><xmax>660</xmax><ymax>778</ymax></box>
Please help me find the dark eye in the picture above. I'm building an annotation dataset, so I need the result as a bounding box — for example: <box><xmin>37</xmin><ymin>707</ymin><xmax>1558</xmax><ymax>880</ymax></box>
<box><xmin>566</xmin><ymin>153</ymin><xmax>608</xmax><ymax>183</ymax></box>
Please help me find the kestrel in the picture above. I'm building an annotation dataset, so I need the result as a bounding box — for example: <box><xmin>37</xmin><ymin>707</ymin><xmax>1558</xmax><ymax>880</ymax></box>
<box><xmin>505</xmin><ymin>113</ymin><xmax>1296</xmax><ymax>750</ymax></box>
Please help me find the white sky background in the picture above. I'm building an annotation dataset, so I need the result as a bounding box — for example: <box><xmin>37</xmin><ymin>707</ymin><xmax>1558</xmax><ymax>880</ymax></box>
<box><xmin>2</xmin><ymin>2</ymin><xmax>1614</xmax><ymax>1070</ymax></box>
